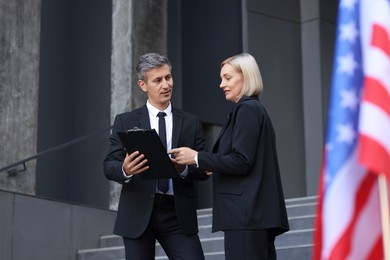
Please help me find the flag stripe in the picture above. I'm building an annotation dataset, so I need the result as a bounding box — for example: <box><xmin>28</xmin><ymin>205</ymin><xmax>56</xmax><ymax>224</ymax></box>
<box><xmin>348</xmin><ymin>175</ymin><xmax>381</xmax><ymax>259</ymax></box>
<box><xmin>359</xmin><ymin>134</ymin><xmax>390</xmax><ymax>177</ymax></box>
<box><xmin>362</xmin><ymin>76</ymin><xmax>390</xmax><ymax>116</ymax></box>
<box><xmin>328</xmin><ymin>172</ymin><xmax>377</xmax><ymax>259</ymax></box>
<box><xmin>371</xmin><ymin>23</ymin><xmax>390</xmax><ymax>57</ymax></box>
<box><xmin>359</xmin><ymin>102</ymin><xmax>390</xmax><ymax>156</ymax></box>
<box><xmin>367</xmin><ymin>236</ymin><xmax>384</xmax><ymax>260</ymax></box>
<box><xmin>364</xmin><ymin>47</ymin><xmax>390</xmax><ymax>93</ymax></box>
<box><xmin>322</xmin><ymin>151</ymin><xmax>367</xmax><ymax>259</ymax></box>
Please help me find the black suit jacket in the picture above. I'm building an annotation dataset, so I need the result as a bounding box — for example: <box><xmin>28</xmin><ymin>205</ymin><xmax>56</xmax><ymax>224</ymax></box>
<box><xmin>103</xmin><ymin>105</ymin><xmax>208</xmax><ymax>238</ymax></box>
<box><xmin>198</xmin><ymin>96</ymin><xmax>289</xmax><ymax>236</ymax></box>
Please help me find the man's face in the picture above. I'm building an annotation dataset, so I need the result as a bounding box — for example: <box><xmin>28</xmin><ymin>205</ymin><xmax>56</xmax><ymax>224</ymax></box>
<box><xmin>138</xmin><ymin>64</ymin><xmax>173</xmax><ymax>110</ymax></box>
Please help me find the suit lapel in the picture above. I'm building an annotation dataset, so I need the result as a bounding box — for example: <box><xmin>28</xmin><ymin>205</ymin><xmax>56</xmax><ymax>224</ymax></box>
<box><xmin>213</xmin><ymin>111</ymin><xmax>232</xmax><ymax>152</ymax></box>
<box><xmin>171</xmin><ymin>108</ymin><xmax>182</xmax><ymax>148</ymax></box>
<box><xmin>213</xmin><ymin>97</ymin><xmax>256</xmax><ymax>151</ymax></box>
<box><xmin>138</xmin><ymin>105</ymin><xmax>151</xmax><ymax>130</ymax></box>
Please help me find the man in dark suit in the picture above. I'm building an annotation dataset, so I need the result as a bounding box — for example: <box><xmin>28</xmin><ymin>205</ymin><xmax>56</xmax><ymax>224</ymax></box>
<box><xmin>103</xmin><ymin>53</ymin><xmax>208</xmax><ymax>260</ymax></box>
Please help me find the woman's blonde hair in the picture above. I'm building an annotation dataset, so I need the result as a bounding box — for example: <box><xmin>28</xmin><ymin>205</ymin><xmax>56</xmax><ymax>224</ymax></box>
<box><xmin>221</xmin><ymin>53</ymin><xmax>263</xmax><ymax>98</ymax></box>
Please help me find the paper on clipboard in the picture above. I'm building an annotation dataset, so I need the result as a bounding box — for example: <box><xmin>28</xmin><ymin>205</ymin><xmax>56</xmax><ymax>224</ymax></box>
<box><xmin>117</xmin><ymin>127</ymin><xmax>178</xmax><ymax>179</ymax></box>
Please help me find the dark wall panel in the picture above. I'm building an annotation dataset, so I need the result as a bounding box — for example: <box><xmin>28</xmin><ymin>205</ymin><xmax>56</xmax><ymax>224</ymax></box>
<box><xmin>0</xmin><ymin>191</ymin><xmax>13</xmax><ymax>260</ymax></box>
<box><xmin>37</xmin><ymin>0</ymin><xmax>112</xmax><ymax>208</ymax></box>
<box><xmin>247</xmin><ymin>7</ymin><xmax>305</xmax><ymax>198</ymax></box>
<box><xmin>180</xmin><ymin>0</ymin><xmax>242</xmax><ymax>126</ymax></box>
<box><xmin>0</xmin><ymin>191</ymin><xmax>116</xmax><ymax>260</ymax></box>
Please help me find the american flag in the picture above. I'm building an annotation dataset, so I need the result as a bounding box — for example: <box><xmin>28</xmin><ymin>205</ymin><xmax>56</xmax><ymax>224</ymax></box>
<box><xmin>314</xmin><ymin>0</ymin><xmax>390</xmax><ymax>259</ymax></box>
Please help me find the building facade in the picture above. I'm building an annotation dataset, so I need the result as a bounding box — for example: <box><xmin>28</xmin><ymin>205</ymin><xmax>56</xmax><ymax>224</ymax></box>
<box><xmin>0</xmin><ymin>0</ymin><xmax>337</xmax><ymax>210</ymax></box>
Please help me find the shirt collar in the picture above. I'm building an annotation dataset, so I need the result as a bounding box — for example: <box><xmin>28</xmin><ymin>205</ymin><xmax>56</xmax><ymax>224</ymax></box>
<box><xmin>146</xmin><ymin>101</ymin><xmax>172</xmax><ymax>117</ymax></box>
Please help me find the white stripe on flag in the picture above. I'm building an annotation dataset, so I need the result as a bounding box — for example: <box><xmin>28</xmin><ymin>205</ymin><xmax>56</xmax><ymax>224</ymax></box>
<box><xmin>348</xmin><ymin>180</ymin><xmax>381</xmax><ymax>259</ymax></box>
<box><xmin>322</xmin><ymin>150</ymin><xmax>367</xmax><ymax>259</ymax></box>
<box><xmin>364</xmin><ymin>48</ymin><xmax>390</xmax><ymax>94</ymax></box>
<box><xmin>360</xmin><ymin>102</ymin><xmax>390</xmax><ymax>155</ymax></box>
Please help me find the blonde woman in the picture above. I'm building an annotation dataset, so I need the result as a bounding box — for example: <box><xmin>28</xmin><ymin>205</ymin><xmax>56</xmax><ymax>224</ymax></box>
<box><xmin>170</xmin><ymin>53</ymin><xmax>289</xmax><ymax>260</ymax></box>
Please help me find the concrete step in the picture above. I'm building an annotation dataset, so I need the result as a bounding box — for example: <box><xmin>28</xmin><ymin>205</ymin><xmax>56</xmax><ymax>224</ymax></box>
<box><xmin>186</xmin><ymin>208</ymin><xmax>308</xmax><ymax>229</ymax></box>
<box><xmin>286</xmin><ymin>201</ymin><xmax>316</xmax><ymax>217</ymax></box>
<box><xmin>78</xmin><ymin>246</ymin><xmax>124</xmax><ymax>260</ymax></box>
<box><xmin>197</xmin><ymin>209</ymin><xmax>213</xmax><ymax>226</ymax></box>
<box><xmin>78</xmin><ymin>239</ymin><xmax>226</xmax><ymax>260</ymax></box>
<box><xmin>100</xmin><ymin>235</ymin><xmax>121</xmax><ymax>248</ymax></box>
<box><xmin>197</xmin><ymin>197</ymin><xmax>318</xmax><ymax>225</ymax></box>
<box><xmin>78</xmin><ymin>196</ymin><xmax>317</xmax><ymax>260</ymax></box>
<box><xmin>285</xmin><ymin>195</ymin><xmax>317</xmax><ymax>206</ymax></box>
<box><xmin>110</xmin><ymin>251</ymin><xmax>226</xmax><ymax>260</ymax></box>
<box><xmin>275</xmin><ymin>228</ymin><xmax>314</xmax><ymax>247</ymax></box>
<box><xmin>197</xmin><ymin>214</ymin><xmax>316</xmax><ymax>238</ymax></box>
<box><xmin>80</xmin><ymin>236</ymin><xmax>313</xmax><ymax>260</ymax></box>
<box><xmin>277</xmin><ymin>244</ymin><xmax>313</xmax><ymax>260</ymax></box>
<box><xmin>289</xmin><ymin>214</ymin><xmax>316</xmax><ymax>230</ymax></box>
<box><xmin>98</xmin><ymin>214</ymin><xmax>314</xmax><ymax>249</ymax></box>
<box><xmin>99</xmin><ymin>230</ymin><xmax>224</xmax><ymax>249</ymax></box>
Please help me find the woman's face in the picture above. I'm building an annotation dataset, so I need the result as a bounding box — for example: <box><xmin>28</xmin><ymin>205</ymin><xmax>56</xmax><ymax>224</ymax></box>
<box><xmin>219</xmin><ymin>63</ymin><xmax>244</xmax><ymax>103</ymax></box>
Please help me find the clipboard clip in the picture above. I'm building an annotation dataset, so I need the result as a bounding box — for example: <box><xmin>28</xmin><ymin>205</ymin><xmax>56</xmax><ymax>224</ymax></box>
<box><xmin>126</xmin><ymin>127</ymin><xmax>144</xmax><ymax>133</ymax></box>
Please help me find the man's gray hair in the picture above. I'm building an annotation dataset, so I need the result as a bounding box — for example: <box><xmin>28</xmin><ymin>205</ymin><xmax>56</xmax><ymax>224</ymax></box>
<box><xmin>136</xmin><ymin>53</ymin><xmax>172</xmax><ymax>81</ymax></box>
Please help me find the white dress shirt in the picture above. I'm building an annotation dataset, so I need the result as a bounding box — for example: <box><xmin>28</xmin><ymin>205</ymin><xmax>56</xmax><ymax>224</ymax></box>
<box><xmin>122</xmin><ymin>101</ymin><xmax>188</xmax><ymax>195</ymax></box>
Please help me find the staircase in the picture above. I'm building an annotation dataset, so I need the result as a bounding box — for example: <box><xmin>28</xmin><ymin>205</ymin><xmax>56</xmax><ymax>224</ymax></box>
<box><xmin>77</xmin><ymin>196</ymin><xmax>317</xmax><ymax>260</ymax></box>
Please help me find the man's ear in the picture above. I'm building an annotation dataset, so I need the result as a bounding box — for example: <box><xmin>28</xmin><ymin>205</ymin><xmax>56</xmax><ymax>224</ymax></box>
<box><xmin>138</xmin><ymin>79</ymin><xmax>147</xmax><ymax>92</ymax></box>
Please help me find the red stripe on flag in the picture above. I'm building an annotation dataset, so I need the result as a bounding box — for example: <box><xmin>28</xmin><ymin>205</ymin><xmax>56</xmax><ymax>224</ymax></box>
<box><xmin>371</xmin><ymin>23</ymin><xmax>390</xmax><ymax>57</ymax></box>
<box><xmin>328</xmin><ymin>172</ymin><xmax>377</xmax><ymax>259</ymax></box>
<box><xmin>367</xmin><ymin>236</ymin><xmax>384</xmax><ymax>260</ymax></box>
<box><xmin>359</xmin><ymin>134</ymin><xmax>390</xmax><ymax>178</ymax></box>
<box><xmin>362</xmin><ymin>76</ymin><xmax>390</xmax><ymax>116</ymax></box>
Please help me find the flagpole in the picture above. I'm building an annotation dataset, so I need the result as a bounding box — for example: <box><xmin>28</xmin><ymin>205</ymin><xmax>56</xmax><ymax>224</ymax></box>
<box><xmin>379</xmin><ymin>173</ymin><xmax>390</xmax><ymax>260</ymax></box>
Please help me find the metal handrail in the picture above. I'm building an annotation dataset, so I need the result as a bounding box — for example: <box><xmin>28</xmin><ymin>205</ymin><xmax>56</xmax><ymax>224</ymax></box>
<box><xmin>0</xmin><ymin>125</ymin><xmax>113</xmax><ymax>177</ymax></box>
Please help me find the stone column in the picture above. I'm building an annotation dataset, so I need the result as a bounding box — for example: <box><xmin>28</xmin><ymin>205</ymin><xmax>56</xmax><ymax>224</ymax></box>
<box><xmin>110</xmin><ymin>0</ymin><xmax>167</xmax><ymax>209</ymax></box>
<box><xmin>300</xmin><ymin>0</ymin><xmax>337</xmax><ymax>194</ymax></box>
<box><xmin>0</xmin><ymin>0</ymin><xmax>41</xmax><ymax>194</ymax></box>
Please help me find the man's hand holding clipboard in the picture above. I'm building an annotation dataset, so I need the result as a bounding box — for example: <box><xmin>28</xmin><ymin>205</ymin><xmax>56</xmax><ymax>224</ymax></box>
<box><xmin>118</xmin><ymin>127</ymin><xmax>178</xmax><ymax>179</ymax></box>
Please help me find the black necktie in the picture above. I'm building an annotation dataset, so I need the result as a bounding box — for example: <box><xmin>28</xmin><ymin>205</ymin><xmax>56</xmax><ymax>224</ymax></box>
<box><xmin>157</xmin><ymin>112</ymin><xmax>169</xmax><ymax>193</ymax></box>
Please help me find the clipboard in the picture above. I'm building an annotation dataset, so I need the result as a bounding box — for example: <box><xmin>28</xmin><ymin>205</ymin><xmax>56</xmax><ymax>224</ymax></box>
<box><xmin>117</xmin><ymin>128</ymin><xmax>178</xmax><ymax>179</ymax></box>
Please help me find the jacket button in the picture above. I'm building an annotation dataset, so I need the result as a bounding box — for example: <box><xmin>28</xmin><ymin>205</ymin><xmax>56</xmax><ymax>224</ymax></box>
<box><xmin>150</xmin><ymin>194</ymin><xmax>155</xmax><ymax>199</ymax></box>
